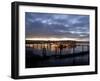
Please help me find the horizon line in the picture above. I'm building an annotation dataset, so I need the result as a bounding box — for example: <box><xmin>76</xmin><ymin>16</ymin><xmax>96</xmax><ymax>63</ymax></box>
<box><xmin>26</xmin><ymin>38</ymin><xmax>89</xmax><ymax>42</ymax></box>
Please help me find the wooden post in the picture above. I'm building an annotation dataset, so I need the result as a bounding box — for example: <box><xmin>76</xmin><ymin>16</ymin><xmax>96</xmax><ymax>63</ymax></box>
<box><xmin>42</xmin><ymin>47</ymin><xmax>46</xmax><ymax>57</ymax></box>
<box><xmin>48</xmin><ymin>43</ymin><xmax>51</xmax><ymax>56</ymax></box>
<box><xmin>42</xmin><ymin>43</ymin><xmax>46</xmax><ymax>57</ymax></box>
<box><xmin>32</xmin><ymin>44</ymin><xmax>34</xmax><ymax>54</ymax></box>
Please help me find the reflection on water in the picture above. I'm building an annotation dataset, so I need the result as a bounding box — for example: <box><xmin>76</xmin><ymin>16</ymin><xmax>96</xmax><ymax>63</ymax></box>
<box><xmin>26</xmin><ymin>43</ymin><xmax>89</xmax><ymax>55</ymax></box>
<box><xmin>25</xmin><ymin>40</ymin><xmax>89</xmax><ymax>68</ymax></box>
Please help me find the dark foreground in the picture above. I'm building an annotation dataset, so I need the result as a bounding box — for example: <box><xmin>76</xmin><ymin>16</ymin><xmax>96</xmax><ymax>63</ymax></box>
<box><xmin>26</xmin><ymin>50</ymin><xmax>89</xmax><ymax>68</ymax></box>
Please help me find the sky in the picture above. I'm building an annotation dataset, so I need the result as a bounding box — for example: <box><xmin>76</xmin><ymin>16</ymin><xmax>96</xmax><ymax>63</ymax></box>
<box><xmin>25</xmin><ymin>12</ymin><xmax>89</xmax><ymax>41</ymax></box>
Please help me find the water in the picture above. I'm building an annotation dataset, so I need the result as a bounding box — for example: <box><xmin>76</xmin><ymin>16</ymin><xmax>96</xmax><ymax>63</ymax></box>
<box><xmin>25</xmin><ymin>42</ymin><xmax>89</xmax><ymax>68</ymax></box>
<box><xmin>26</xmin><ymin>44</ymin><xmax>89</xmax><ymax>56</ymax></box>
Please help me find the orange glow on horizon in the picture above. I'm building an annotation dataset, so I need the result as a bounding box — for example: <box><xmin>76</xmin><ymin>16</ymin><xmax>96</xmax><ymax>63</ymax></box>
<box><xmin>26</xmin><ymin>38</ymin><xmax>77</xmax><ymax>41</ymax></box>
<box><xmin>26</xmin><ymin>38</ymin><xmax>89</xmax><ymax>41</ymax></box>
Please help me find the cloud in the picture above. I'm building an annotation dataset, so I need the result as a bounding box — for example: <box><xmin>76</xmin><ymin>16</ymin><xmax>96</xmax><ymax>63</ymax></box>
<box><xmin>25</xmin><ymin>12</ymin><xmax>89</xmax><ymax>40</ymax></box>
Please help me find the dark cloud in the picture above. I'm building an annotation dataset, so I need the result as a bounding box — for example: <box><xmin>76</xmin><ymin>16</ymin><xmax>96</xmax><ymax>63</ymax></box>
<box><xmin>25</xmin><ymin>12</ymin><xmax>89</xmax><ymax>40</ymax></box>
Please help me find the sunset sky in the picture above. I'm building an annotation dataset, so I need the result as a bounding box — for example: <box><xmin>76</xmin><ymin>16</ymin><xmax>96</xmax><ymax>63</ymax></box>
<box><xmin>25</xmin><ymin>12</ymin><xmax>89</xmax><ymax>41</ymax></box>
